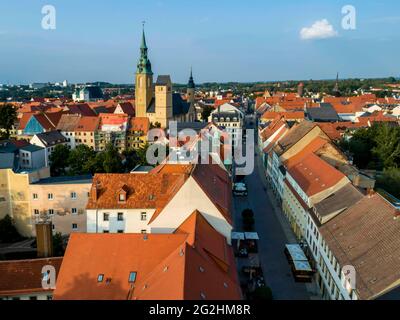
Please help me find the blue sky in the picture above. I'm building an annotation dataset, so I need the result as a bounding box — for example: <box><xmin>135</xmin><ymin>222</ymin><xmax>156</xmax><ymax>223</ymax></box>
<box><xmin>0</xmin><ymin>0</ymin><xmax>399</xmax><ymax>84</ymax></box>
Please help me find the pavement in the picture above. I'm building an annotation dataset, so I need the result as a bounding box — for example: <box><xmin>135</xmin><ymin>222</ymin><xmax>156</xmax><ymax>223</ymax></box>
<box><xmin>232</xmin><ymin>115</ymin><xmax>320</xmax><ymax>300</ymax></box>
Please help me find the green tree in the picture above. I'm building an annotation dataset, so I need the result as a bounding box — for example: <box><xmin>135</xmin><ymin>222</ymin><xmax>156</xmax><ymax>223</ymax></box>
<box><xmin>0</xmin><ymin>104</ymin><xmax>17</xmax><ymax>139</ymax></box>
<box><xmin>52</xmin><ymin>232</ymin><xmax>65</xmax><ymax>257</ymax></box>
<box><xmin>377</xmin><ymin>168</ymin><xmax>400</xmax><ymax>198</ymax></box>
<box><xmin>201</xmin><ymin>105</ymin><xmax>214</xmax><ymax>121</ymax></box>
<box><xmin>68</xmin><ymin>144</ymin><xmax>96</xmax><ymax>175</ymax></box>
<box><xmin>0</xmin><ymin>215</ymin><xmax>23</xmax><ymax>243</ymax></box>
<box><xmin>49</xmin><ymin>144</ymin><xmax>71</xmax><ymax>176</ymax></box>
<box><xmin>371</xmin><ymin>124</ymin><xmax>400</xmax><ymax>169</ymax></box>
<box><xmin>102</xmin><ymin>143</ymin><xmax>123</xmax><ymax>173</ymax></box>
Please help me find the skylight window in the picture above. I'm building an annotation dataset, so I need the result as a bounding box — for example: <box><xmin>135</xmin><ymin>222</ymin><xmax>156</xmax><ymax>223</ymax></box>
<box><xmin>97</xmin><ymin>274</ymin><xmax>104</xmax><ymax>282</ymax></box>
<box><xmin>128</xmin><ymin>272</ymin><xmax>137</xmax><ymax>283</ymax></box>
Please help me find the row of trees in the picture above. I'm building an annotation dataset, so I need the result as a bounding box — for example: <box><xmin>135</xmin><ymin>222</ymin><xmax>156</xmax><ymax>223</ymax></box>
<box><xmin>49</xmin><ymin>143</ymin><xmax>151</xmax><ymax>176</ymax></box>
<box><xmin>340</xmin><ymin>123</ymin><xmax>400</xmax><ymax>198</ymax></box>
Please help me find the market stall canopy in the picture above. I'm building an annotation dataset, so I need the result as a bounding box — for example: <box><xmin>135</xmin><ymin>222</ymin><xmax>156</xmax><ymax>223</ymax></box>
<box><xmin>285</xmin><ymin>244</ymin><xmax>308</xmax><ymax>261</ymax></box>
<box><xmin>231</xmin><ymin>232</ymin><xmax>245</xmax><ymax>240</ymax></box>
<box><xmin>245</xmin><ymin>232</ymin><xmax>259</xmax><ymax>240</ymax></box>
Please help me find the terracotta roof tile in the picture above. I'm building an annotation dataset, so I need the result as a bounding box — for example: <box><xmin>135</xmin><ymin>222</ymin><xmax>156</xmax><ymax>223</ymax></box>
<box><xmin>54</xmin><ymin>211</ymin><xmax>240</xmax><ymax>300</ymax></box>
<box><xmin>0</xmin><ymin>257</ymin><xmax>62</xmax><ymax>296</ymax></box>
<box><xmin>287</xmin><ymin>152</ymin><xmax>346</xmax><ymax>197</ymax></box>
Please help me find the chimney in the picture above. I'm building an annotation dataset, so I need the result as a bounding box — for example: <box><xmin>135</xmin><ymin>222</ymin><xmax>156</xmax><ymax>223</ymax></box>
<box><xmin>367</xmin><ymin>188</ymin><xmax>375</xmax><ymax>198</ymax></box>
<box><xmin>36</xmin><ymin>222</ymin><xmax>54</xmax><ymax>258</ymax></box>
<box><xmin>92</xmin><ymin>181</ymin><xmax>100</xmax><ymax>201</ymax></box>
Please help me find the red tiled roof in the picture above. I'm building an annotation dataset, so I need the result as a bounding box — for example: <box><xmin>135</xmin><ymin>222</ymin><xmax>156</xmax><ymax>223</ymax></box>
<box><xmin>261</xmin><ymin>111</ymin><xmax>304</xmax><ymax>120</ymax></box>
<box><xmin>0</xmin><ymin>258</ymin><xmax>62</xmax><ymax>296</ymax></box>
<box><xmin>316</xmin><ymin>122</ymin><xmax>365</xmax><ymax>140</ymax></box>
<box><xmin>284</xmin><ymin>136</ymin><xmax>328</xmax><ymax>168</ymax></box>
<box><xmin>116</xmin><ymin>102</ymin><xmax>135</xmax><ymax>116</ymax></box>
<box><xmin>17</xmin><ymin>112</ymin><xmax>36</xmax><ymax>130</ymax></box>
<box><xmin>53</xmin><ymin>211</ymin><xmax>240</xmax><ymax>300</ymax></box>
<box><xmin>67</xmin><ymin>103</ymin><xmax>97</xmax><ymax>117</ymax></box>
<box><xmin>192</xmin><ymin>163</ymin><xmax>233</xmax><ymax>225</ymax></box>
<box><xmin>86</xmin><ymin>171</ymin><xmax>189</xmax><ymax>211</ymax></box>
<box><xmin>128</xmin><ymin>117</ymin><xmax>150</xmax><ymax>134</ymax></box>
<box><xmin>287</xmin><ymin>152</ymin><xmax>346</xmax><ymax>197</ymax></box>
<box><xmin>75</xmin><ymin>116</ymin><xmax>100</xmax><ymax>132</ymax></box>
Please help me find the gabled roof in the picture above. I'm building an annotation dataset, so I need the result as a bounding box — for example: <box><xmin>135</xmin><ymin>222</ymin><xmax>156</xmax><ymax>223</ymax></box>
<box><xmin>67</xmin><ymin>103</ymin><xmax>97</xmax><ymax>117</ymax></box>
<box><xmin>320</xmin><ymin>193</ymin><xmax>400</xmax><ymax>300</ymax></box>
<box><xmin>306</xmin><ymin>103</ymin><xmax>340</xmax><ymax>122</ymax></box>
<box><xmin>75</xmin><ymin>116</ymin><xmax>100</xmax><ymax>132</ymax></box>
<box><xmin>192</xmin><ymin>163</ymin><xmax>232</xmax><ymax>225</ymax></box>
<box><xmin>56</xmin><ymin>114</ymin><xmax>81</xmax><ymax>132</ymax></box>
<box><xmin>156</xmin><ymin>75</ymin><xmax>171</xmax><ymax>86</ymax></box>
<box><xmin>313</xmin><ymin>183</ymin><xmax>363</xmax><ymax>224</ymax></box>
<box><xmin>33</xmin><ymin>130</ymin><xmax>67</xmax><ymax>146</ymax></box>
<box><xmin>274</xmin><ymin>121</ymin><xmax>317</xmax><ymax>156</ymax></box>
<box><xmin>128</xmin><ymin>117</ymin><xmax>150</xmax><ymax>134</ymax></box>
<box><xmin>17</xmin><ymin>112</ymin><xmax>37</xmax><ymax>130</ymax></box>
<box><xmin>261</xmin><ymin>111</ymin><xmax>304</xmax><ymax>120</ymax></box>
<box><xmin>116</xmin><ymin>102</ymin><xmax>135</xmax><ymax>116</ymax></box>
<box><xmin>53</xmin><ymin>211</ymin><xmax>240</xmax><ymax>300</ymax></box>
<box><xmin>0</xmin><ymin>257</ymin><xmax>62</xmax><ymax>296</ymax></box>
<box><xmin>86</xmin><ymin>172</ymin><xmax>189</xmax><ymax>210</ymax></box>
<box><xmin>287</xmin><ymin>152</ymin><xmax>347</xmax><ymax>197</ymax></box>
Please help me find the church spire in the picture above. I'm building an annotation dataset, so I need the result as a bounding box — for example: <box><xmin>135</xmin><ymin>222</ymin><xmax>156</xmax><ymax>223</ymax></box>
<box><xmin>188</xmin><ymin>66</ymin><xmax>195</xmax><ymax>89</ymax></box>
<box><xmin>140</xmin><ymin>23</ymin><xmax>147</xmax><ymax>49</ymax></box>
<box><xmin>333</xmin><ymin>72</ymin><xmax>341</xmax><ymax>96</ymax></box>
<box><xmin>137</xmin><ymin>23</ymin><xmax>153</xmax><ymax>75</ymax></box>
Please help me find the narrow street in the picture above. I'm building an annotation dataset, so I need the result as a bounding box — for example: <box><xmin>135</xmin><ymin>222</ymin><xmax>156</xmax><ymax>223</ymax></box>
<box><xmin>233</xmin><ymin>115</ymin><xmax>313</xmax><ymax>300</ymax></box>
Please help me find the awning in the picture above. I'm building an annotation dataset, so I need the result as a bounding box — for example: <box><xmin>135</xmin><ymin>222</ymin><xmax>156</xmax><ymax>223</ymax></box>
<box><xmin>245</xmin><ymin>232</ymin><xmax>260</xmax><ymax>240</ymax></box>
<box><xmin>293</xmin><ymin>260</ymin><xmax>312</xmax><ymax>272</ymax></box>
<box><xmin>231</xmin><ymin>232</ymin><xmax>245</xmax><ymax>240</ymax></box>
<box><xmin>285</xmin><ymin>244</ymin><xmax>308</xmax><ymax>261</ymax></box>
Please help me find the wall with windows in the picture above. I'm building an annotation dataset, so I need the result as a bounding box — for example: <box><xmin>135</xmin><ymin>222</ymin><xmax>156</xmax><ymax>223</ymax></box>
<box><xmin>86</xmin><ymin>209</ymin><xmax>155</xmax><ymax>234</ymax></box>
<box><xmin>305</xmin><ymin>213</ymin><xmax>358</xmax><ymax>300</ymax></box>
<box><xmin>0</xmin><ymin>168</ymin><xmax>51</xmax><ymax>236</ymax></box>
<box><xmin>29</xmin><ymin>181</ymin><xmax>91</xmax><ymax>235</ymax></box>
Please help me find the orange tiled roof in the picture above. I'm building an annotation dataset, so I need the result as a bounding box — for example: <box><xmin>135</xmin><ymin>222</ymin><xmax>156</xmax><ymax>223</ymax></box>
<box><xmin>75</xmin><ymin>116</ymin><xmax>100</xmax><ymax>132</ymax></box>
<box><xmin>284</xmin><ymin>136</ymin><xmax>328</xmax><ymax>168</ymax></box>
<box><xmin>287</xmin><ymin>152</ymin><xmax>346</xmax><ymax>197</ymax></box>
<box><xmin>128</xmin><ymin>117</ymin><xmax>150</xmax><ymax>134</ymax></box>
<box><xmin>53</xmin><ymin>211</ymin><xmax>241</xmax><ymax>300</ymax></box>
<box><xmin>261</xmin><ymin>111</ymin><xmax>304</xmax><ymax>120</ymax></box>
<box><xmin>86</xmin><ymin>172</ymin><xmax>188</xmax><ymax>210</ymax></box>
<box><xmin>0</xmin><ymin>257</ymin><xmax>62</xmax><ymax>296</ymax></box>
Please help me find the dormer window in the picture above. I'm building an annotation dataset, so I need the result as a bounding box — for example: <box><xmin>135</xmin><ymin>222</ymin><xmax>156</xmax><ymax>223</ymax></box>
<box><xmin>118</xmin><ymin>185</ymin><xmax>129</xmax><ymax>202</ymax></box>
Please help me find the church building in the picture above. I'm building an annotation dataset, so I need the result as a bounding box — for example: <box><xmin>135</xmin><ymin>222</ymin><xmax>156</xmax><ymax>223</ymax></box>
<box><xmin>134</xmin><ymin>28</ymin><xmax>196</xmax><ymax>128</ymax></box>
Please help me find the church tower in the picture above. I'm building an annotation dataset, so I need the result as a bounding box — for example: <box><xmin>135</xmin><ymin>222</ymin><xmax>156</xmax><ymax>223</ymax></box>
<box><xmin>187</xmin><ymin>67</ymin><xmax>195</xmax><ymax>105</ymax></box>
<box><xmin>333</xmin><ymin>72</ymin><xmax>341</xmax><ymax>97</ymax></box>
<box><xmin>135</xmin><ymin>26</ymin><xmax>153</xmax><ymax>117</ymax></box>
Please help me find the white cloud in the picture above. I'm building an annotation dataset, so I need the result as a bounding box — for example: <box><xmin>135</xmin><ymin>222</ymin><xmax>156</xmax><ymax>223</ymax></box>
<box><xmin>300</xmin><ymin>19</ymin><xmax>338</xmax><ymax>40</ymax></box>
